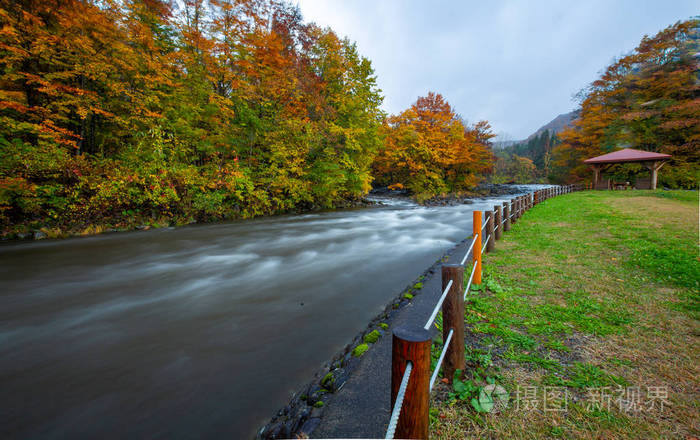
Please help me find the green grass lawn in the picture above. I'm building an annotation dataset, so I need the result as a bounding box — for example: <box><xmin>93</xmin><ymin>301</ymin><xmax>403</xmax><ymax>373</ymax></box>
<box><xmin>430</xmin><ymin>190</ymin><xmax>699</xmax><ymax>439</ymax></box>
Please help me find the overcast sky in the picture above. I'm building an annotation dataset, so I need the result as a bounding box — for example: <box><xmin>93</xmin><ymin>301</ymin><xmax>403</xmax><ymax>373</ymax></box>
<box><xmin>294</xmin><ymin>0</ymin><xmax>698</xmax><ymax>139</ymax></box>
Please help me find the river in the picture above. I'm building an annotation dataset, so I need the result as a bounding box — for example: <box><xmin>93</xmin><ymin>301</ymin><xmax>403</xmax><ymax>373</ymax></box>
<box><xmin>0</xmin><ymin>186</ymin><xmax>546</xmax><ymax>439</ymax></box>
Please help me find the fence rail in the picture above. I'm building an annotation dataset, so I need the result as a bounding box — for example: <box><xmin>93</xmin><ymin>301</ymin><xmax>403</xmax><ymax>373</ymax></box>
<box><xmin>386</xmin><ymin>183</ymin><xmax>586</xmax><ymax>439</ymax></box>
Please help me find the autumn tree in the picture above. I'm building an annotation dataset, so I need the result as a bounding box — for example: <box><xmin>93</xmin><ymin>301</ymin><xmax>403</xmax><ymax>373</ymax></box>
<box><xmin>373</xmin><ymin>92</ymin><xmax>493</xmax><ymax>199</ymax></box>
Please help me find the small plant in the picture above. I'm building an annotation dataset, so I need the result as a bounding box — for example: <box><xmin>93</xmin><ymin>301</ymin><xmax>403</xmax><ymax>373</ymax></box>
<box><xmin>352</xmin><ymin>343</ymin><xmax>369</xmax><ymax>357</ymax></box>
<box><xmin>484</xmin><ymin>277</ymin><xmax>505</xmax><ymax>294</ymax></box>
<box><xmin>363</xmin><ymin>330</ymin><xmax>380</xmax><ymax>344</ymax></box>
<box><xmin>379</xmin><ymin>322</ymin><xmax>389</xmax><ymax>330</ymax></box>
<box><xmin>403</xmin><ymin>293</ymin><xmax>413</xmax><ymax>300</ymax></box>
<box><xmin>449</xmin><ymin>370</ymin><xmax>479</xmax><ymax>402</ymax></box>
<box><xmin>413</xmin><ymin>282</ymin><xmax>423</xmax><ymax>289</ymax></box>
<box><xmin>466</xmin><ymin>347</ymin><xmax>493</xmax><ymax>368</ymax></box>
<box><xmin>321</xmin><ymin>372</ymin><xmax>334</xmax><ymax>388</ymax></box>
<box><xmin>313</xmin><ymin>401</ymin><xmax>324</xmax><ymax>408</ymax></box>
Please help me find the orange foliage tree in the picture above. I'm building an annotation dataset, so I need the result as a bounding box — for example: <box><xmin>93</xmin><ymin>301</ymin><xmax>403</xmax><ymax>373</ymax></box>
<box><xmin>372</xmin><ymin>92</ymin><xmax>493</xmax><ymax>199</ymax></box>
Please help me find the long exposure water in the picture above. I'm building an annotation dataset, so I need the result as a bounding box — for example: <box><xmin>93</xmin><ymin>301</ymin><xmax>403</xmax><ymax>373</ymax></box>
<box><xmin>0</xmin><ymin>186</ymin><xmax>548</xmax><ymax>439</ymax></box>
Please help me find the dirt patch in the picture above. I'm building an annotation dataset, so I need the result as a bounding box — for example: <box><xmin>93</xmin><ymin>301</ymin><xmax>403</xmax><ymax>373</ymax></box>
<box><xmin>608</xmin><ymin>195</ymin><xmax>698</xmax><ymax>230</ymax></box>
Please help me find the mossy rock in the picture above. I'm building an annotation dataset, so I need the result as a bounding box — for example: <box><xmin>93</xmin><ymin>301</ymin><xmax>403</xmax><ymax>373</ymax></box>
<box><xmin>364</xmin><ymin>330</ymin><xmax>380</xmax><ymax>344</ymax></box>
<box><xmin>353</xmin><ymin>343</ymin><xmax>369</xmax><ymax>357</ymax></box>
<box><xmin>379</xmin><ymin>322</ymin><xmax>389</xmax><ymax>330</ymax></box>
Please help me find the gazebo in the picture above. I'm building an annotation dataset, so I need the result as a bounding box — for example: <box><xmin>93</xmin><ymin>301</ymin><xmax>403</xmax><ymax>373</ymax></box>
<box><xmin>583</xmin><ymin>148</ymin><xmax>671</xmax><ymax>190</ymax></box>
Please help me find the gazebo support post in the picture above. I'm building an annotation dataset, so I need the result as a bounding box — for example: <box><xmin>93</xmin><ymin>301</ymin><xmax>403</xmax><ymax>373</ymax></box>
<box><xmin>645</xmin><ymin>160</ymin><xmax>666</xmax><ymax>190</ymax></box>
<box><xmin>592</xmin><ymin>164</ymin><xmax>603</xmax><ymax>190</ymax></box>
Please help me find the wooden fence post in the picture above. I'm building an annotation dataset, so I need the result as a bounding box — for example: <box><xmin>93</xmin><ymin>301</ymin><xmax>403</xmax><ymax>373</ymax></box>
<box><xmin>473</xmin><ymin>211</ymin><xmax>482</xmax><ymax>284</ymax></box>
<box><xmin>486</xmin><ymin>210</ymin><xmax>495</xmax><ymax>252</ymax></box>
<box><xmin>503</xmin><ymin>202</ymin><xmax>511</xmax><ymax>231</ymax></box>
<box><xmin>441</xmin><ymin>265</ymin><xmax>465</xmax><ymax>383</ymax></box>
<box><xmin>391</xmin><ymin>326</ymin><xmax>431</xmax><ymax>440</ymax></box>
<box><xmin>494</xmin><ymin>205</ymin><xmax>502</xmax><ymax>240</ymax></box>
<box><xmin>534</xmin><ymin>191</ymin><xmax>539</xmax><ymax>205</ymax></box>
<box><xmin>510</xmin><ymin>199</ymin><xmax>517</xmax><ymax>224</ymax></box>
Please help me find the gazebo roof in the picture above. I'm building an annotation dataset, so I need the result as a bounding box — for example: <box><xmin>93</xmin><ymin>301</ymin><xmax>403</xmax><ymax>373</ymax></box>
<box><xmin>583</xmin><ymin>148</ymin><xmax>671</xmax><ymax>164</ymax></box>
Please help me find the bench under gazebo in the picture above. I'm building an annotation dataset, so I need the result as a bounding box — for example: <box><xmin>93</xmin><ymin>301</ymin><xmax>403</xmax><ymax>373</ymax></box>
<box><xmin>583</xmin><ymin>148</ymin><xmax>671</xmax><ymax>190</ymax></box>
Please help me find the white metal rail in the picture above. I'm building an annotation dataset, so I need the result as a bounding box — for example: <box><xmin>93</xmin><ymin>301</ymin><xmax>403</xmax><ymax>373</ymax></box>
<box><xmin>429</xmin><ymin>329</ymin><xmax>454</xmax><ymax>391</ymax></box>
<box><xmin>385</xmin><ymin>362</ymin><xmax>412</xmax><ymax>439</ymax></box>
<box><xmin>424</xmin><ymin>280</ymin><xmax>453</xmax><ymax>330</ymax></box>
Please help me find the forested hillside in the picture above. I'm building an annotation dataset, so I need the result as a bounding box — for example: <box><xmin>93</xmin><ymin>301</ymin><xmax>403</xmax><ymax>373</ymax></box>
<box><xmin>0</xmin><ymin>0</ymin><xmax>389</xmax><ymax>237</ymax></box>
<box><xmin>491</xmin><ymin>128</ymin><xmax>562</xmax><ymax>183</ymax></box>
<box><xmin>554</xmin><ymin>19</ymin><xmax>699</xmax><ymax>187</ymax></box>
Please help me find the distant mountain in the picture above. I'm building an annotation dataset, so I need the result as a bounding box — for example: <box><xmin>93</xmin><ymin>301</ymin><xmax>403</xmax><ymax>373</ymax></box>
<box><xmin>493</xmin><ymin>111</ymin><xmax>579</xmax><ymax>150</ymax></box>
<box><xmin>494</xmin><ymin>110</ymin><xmax>580</xmax><ymax>179</ymax></box>
<box><xmin>525</xmin><ymin>110</ymin><xmax>579</xmax><ymax>141</ymax></box>
<box><xmin>492</xmin><ymin>139</ymin><xmax>519</xmax><ymax>149</ymax></box>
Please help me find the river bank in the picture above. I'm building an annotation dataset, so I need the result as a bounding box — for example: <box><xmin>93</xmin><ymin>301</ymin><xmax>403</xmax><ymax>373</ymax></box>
<box><xmin>2</xmin><ymin>182</ymin><xmax>532</xmax><ymax>243</ymax></box>
<box><xmin>0</xmin><ymin>197</ymin><xmax>377</xmax><ymax>242</ymax></box>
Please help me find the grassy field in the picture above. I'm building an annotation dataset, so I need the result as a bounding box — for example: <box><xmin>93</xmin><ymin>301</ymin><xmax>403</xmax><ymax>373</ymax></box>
<box><xmin>429</xmin><ymin>190</ymin><xmax>699</xmax><ymax>439</ymax></box>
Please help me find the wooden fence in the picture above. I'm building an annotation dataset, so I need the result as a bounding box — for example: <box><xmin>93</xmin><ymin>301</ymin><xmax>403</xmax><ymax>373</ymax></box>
<box><xmin>387</xmin><ymin>184</ymin><xmax>586</xmax><ymax>439</ymax></box>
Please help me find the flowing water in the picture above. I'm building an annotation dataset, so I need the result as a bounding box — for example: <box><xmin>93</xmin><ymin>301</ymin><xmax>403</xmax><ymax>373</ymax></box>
<box><xmin>0</xmin><ymin>186</ymin><xmax>547</xmax><ymax>439</ymax></box>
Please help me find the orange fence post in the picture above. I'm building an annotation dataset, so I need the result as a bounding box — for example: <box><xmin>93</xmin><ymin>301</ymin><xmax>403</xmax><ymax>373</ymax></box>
<box><xmin>473</xmin><ymin>211</ymin><xmax>482</xmax><ymax>285</ymax></box>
